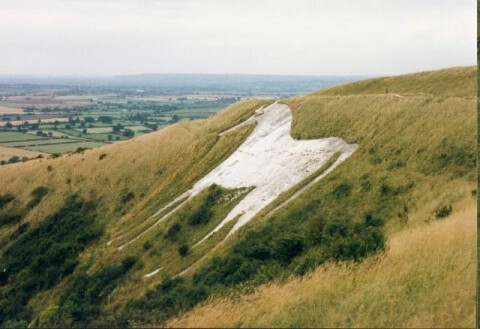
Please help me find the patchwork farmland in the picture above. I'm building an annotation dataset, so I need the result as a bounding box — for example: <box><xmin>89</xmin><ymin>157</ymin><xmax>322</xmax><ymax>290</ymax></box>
<box><xmin>0</xmin><ymin>92</ymin><xmax>240</xmax><ymax>165</ymax></box>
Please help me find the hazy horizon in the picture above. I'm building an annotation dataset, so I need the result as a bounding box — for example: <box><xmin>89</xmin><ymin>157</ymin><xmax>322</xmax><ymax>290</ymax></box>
<box><xmin>0</xmin><ymin>0</ymin><xmax>476</xmax><ymax>76</ymax></box>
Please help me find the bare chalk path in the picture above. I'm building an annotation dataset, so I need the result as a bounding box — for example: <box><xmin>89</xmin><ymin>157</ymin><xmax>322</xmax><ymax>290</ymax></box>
<box><xmin>114</xmin><ymin>102</ymin><xmax>357</xmax><ymax>251</ymax></box>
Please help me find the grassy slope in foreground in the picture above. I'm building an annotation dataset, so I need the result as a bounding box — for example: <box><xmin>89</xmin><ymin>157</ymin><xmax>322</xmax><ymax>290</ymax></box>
<box><xmin>168</xmin><ymin>66</ymin><xmax>476</xmax><ymax>328</ymax></box>
<box><xmin>171</xmin><ymin>202</ymin><xmax>476</xmax><ymax>328</ymax></box>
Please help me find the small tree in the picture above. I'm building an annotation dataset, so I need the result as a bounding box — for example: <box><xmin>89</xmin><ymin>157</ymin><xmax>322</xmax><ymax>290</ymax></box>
<box><xmin>123</xmin><ymin>129</ymin><xmax>134</xmax><ymax>138</ymax></box>
<box><xmin>8</xmin><ymin>156</ymin><xmax>20</xmax><ymax>163</ymax></box>
<box><xmin>113</xmin><ymin>123</ymin><xmax>124</xmax><ymax>133</ymax></box>
<box><xmin>178</xmin><ymin>244</ymin><xmax>189</xmax><ymax>257</ymax></box>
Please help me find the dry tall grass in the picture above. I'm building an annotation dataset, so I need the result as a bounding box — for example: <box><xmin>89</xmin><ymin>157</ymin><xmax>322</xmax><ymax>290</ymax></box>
<box><xmin>314</xmin><ymin>66</ymin><xmax>476</xmax><ymax>98</ymax></box>
<box><xmin>0</xmin><ymin>145</ymin><xmax>46</xmax><ymax>162</ymax></box>
<box><xmin>170</xmin><ymin>201</ymin><xmax>476</xmax><ymax>328</ymax></box>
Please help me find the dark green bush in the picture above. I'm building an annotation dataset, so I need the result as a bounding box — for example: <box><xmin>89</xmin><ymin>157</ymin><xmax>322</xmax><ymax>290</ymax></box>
<box><xmin>74</xmin><ymin>147</ymin><xmax>88</xmax><ymax>153</ymax></box>
<box><xmin>430</xmin><ymin>145</ymin><xmax>476</xmax><ymax>177</ymax></box>
<box><xmin>188</xmin><ymin>205</ymin><xmax>212</xmax><ymax>225</ymax></box>
<box><xmin>187</xmin><ymin>184</ymin><xmax>222</xmax><ymax>226</ymax></box>
<box><xmin>238</xmin><ymin>242</ymin><xmax>272</xmax><ymax>261</ymax></box>
<box><xmin>434</xmin><ymin>204</ymin><xmax>452</xmax><ymax>218</ymax></box>
<box><xmin>0</xmin><ymin>194</ymin><xmax>14</xmax><ymax>209</ymax></box>
<box><xmin>0</xmin><ymin>212</ymin><xmax>24</xmax><ymax>227</ymax></box>
<box><xmin>0</xmin><ymin>195</ymin><xmax>102</xmax><ymax>326</ymax></box>
<box><xmin>125</xmin><ymin>276</ymin><xmax>207</xmax><ymax>325</ymax></box>
<box><xmin>273</xmin><ymin>236</ymin><xmax>306</xmax><ymax>264</ymax></box>
<box><xmin>143</xmin><ymin>241</ymin><xmax>152</xmax><ymax>250</ymax></box>
<box><xmin>331</xmin><ymin>182</ymin><xmax>352</xmax><ymax>199</ymax></box>
<box><xmin>364</xmin><ymin>213</ymin><xmax>385</xmax><ymax>227</ymax></box>
<box><xmin>321</xmin><ymin>215</ymin><xmax>385</xmax><ymax>262</ymax></box>
<box><xmin>165</xmin><ymin>222</ymin><xmax>182</xmax><ymax>240</ymax></box>
<box><xmin>205</xmin><ymin>184</ymin><xmax>222</xmax><ymax>205</ymax></box>
<box><xmin>178</xmin><ymin>244</ymin><xmax>189</xmax><ymax>257</ymax></box>
<box><xmin>307</xmin><ymin>216</ymin><xmax>326</xmax><ymax>244</ymax></box>
<box><xmin>9</xmin><ymin>223</ymin><xmax>29</xmax><ymax>241</ymax></box>
<box><xmin>121</xmin><ymin>191</ymin><xmax>135</xmax><ymax>203</ymax></box>
<box><xmin>53</xmin><ymin>256</ymin><xmax>136</xmax><ymax>327</ymax></box>
<box><xmin>26</xmin><ymin>186</ymin><xmax>48</xmax><ymax>209</ymax></box>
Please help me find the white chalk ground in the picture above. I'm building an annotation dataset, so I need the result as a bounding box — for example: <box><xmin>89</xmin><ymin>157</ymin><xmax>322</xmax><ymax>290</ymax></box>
<box><xmin>144</xmin><ymin>267</ymin><xmax>163</xmax><ymax>278</ymax></box>
<box><xmin>118</xmin><ymin>102</ymin><xmax>357</xmax><ymax>254</ymax></box>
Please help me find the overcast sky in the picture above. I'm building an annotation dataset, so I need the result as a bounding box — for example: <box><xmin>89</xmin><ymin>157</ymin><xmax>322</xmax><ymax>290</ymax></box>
<box><xmin>0</xmin><ymin>0</ymin><xmax>476</xmax><ymax>76</ymax></box>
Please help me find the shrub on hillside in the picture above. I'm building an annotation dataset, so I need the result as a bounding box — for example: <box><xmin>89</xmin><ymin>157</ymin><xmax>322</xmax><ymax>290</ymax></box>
<box><xmin>0</xmin><ymin>211</ymin><xmax>24</xmax><ymax>227</ymax></box>
<box><xmin>50</xmin><ymin>257</ymin><xmax>137</xmax><ymax>326</ymax></box>
<box><xmin>165</xmin><ymin>223</ymin><xmax>182</xmax><ymax>240</ymax></box>
<box><xmin>179</xmin><ymin>244</ymin><xmax>189</xmax><ymax>257</ymax></box>
<box><xmin>187</xmin><ymin>184</ymin><xmax>222</xmax><ymax>226</ymax></box>
<box><xmin>124</xmin><ymin>276</ymin><xmax>207</xmax><ymax>325</ymax></box>
<box><xmin>434</xmin><ymin>204</ymin><xmax>452</xmax><ymax>218</ymax></box>
<box><xmin>27</xmin><ymin>186</ymin><xmax>48</xmax><ymax>209</ymax></box>
<box><xmin>188</xmin><ymin>205</ymin><xmax>213</xmax><ymax>225</ymax></box>
<box><xmin>121</xmin><ymin>191</ymin><xmax>135</xmax><ymax>203</ymax></box>
<box><xmin>331</xmin><ymin>182</ymin><xmax>352</xmax><ymax>199</ymax></box>
<box><xmin>0</xmin><ymin>195</ymin><xmax>102</xmax><ymax>326</ymax></box>
<box><xmin>9</xmin><ymin>223</ymin><xmax>29</xmax><ymax>241</ymax></box>
<box><xmin>273</xmin><ymin>236</ymin><xmax>306</xmax><ymax>264</ymax></box>
<box><xmin>0</xmin><ymin>194</ymin><xmax>14</xmax><ymax>209</ymax></box>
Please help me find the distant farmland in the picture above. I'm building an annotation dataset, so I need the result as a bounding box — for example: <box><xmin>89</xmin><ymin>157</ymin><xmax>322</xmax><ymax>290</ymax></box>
<box><xmin>0</xmin><ymin>94</ymin><xmax>240</xmax><ymax>164</ymax></box>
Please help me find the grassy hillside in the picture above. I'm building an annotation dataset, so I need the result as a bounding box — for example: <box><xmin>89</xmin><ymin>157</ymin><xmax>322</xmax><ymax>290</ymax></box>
<box><xmin>0</xmin><ymin>99</ymin><xmax>269</xmax><ymax>231</ymax></box>
<box><xmin>314</xmin><ymin>66</ymin><xmax>476</xmax><ymax>98</ymax></box>
<box><xmin>171</xmin><ymin>202</ymin><xmax>476</xmax><ymax>328</ymax></box>
<box><xmin>0</xmin><ymin>66</ymin><xmax>475</xmax><ymax>328</ymax></box>
<box><xmin>0</xmin><ymin>99</ymin><xmax>273</xmax><ymax>326</ymax></box>
<box><xmin>168</xmin><ymin>66</ymin><xmax>476</xmax><ymax>327</ymax></box>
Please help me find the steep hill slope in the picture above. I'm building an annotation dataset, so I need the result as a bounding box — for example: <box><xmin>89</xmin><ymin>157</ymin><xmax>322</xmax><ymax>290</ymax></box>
<box><xmin>0</xmin><ymin>66</ymin><xmax>476</xmax><ymax>328</ymax></box>
<box><xmin>0</xmin><ymin>99</ymin><xmax>273</xmax><ymax>326</ymax></box>
<box><xmin>171</xmin><ymin>202</ymin><xmax>476</xmax><ymax>328</ymax></box>
<box><xmin>169</xmin><ymin>66</ymin><xmax>476</xmax><ymax>327</ymax></box>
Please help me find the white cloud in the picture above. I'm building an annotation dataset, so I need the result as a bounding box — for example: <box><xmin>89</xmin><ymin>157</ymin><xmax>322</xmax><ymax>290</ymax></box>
<box><xmin>0</xmin><ymin>0</ymin><xmax>475</xmax><ymax>75</ymax></box>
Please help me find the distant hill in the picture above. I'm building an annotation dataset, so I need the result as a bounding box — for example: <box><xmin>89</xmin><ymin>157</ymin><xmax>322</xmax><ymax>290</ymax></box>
<box><xmin>0</xmin><ymin>74</ymin><xmax>361</xmax><ymax>97</ymax></box>
<box><xmin>0</xmin><ymin>66</ymin><xmax>475</xmax><ymax>328</ymax></box>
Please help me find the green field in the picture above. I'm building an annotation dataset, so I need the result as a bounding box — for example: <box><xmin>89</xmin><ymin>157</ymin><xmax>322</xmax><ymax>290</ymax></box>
<box><xmin>2</xmin><ymin>139</ymin><xmax>80</xmax><ymax>147</ymax></box>
<box><xmin>0</xmin><ymin>96</ymin><xmax>239</xmax><ymax>164</ymax></box>
<box><xmin>0</xmin><ymin>132</ymin><xmax>46</xmax><ymax>142</ymax></box>
<box><xmin>75</xmin><ymin>127</ymin><xmax>113</xmax><ymax>134</ymax></box>
<box><xmin>26</xmin><ymin>141</ymin><xmax>107</xmax><ymax>153</ymax></box>
<box><xmin>124</xmin><ymin>125</ymin><xmax>151</xmax><ymax>132</ymax></box>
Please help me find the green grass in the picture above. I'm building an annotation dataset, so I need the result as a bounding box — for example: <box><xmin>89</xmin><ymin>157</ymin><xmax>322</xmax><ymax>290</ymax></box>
<box><xmin>0</xmin><ymin>132</ymin><xmax>46</xmax><ymax>143</ymax></box>
<box><xmin>75</xmin><ymin>127</ymin><xmax>113</xmax><ymax>134</ymax></box>
<box><xmin>26</xmin><ymin>141</ymin><xmax>107</xmax><ymax>153</ymax></box>
<box><xmin>27</xmin><ymin>130</ymin><xmax>72</xmax><ymax>138</ymax></box>
<box><xmin>2</xmin><ymin>139</ymin><xmax>80</xmax><ymax>147</ymax></box>
<box><xmin>124</xmin><ymin>125</ymin><xmax>151</xmax><ymax>132</ymax></box>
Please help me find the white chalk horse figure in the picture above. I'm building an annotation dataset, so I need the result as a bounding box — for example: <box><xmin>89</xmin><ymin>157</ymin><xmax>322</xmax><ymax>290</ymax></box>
<box><xmin>116</xmin><ymin>102</ymin><xmax>357</xmax><ymax>251</ymax></box>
